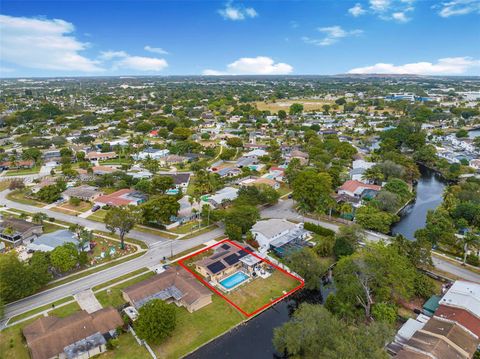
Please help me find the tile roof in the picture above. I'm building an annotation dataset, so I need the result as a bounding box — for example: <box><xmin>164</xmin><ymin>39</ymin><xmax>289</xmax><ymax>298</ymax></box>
<box><xmin>23</xmin><ymin>308</ymin><xmax>122</xmax><ymax>359</ymax></box>
<box><xmin>435</xmin><ymin>305</ymin><xmax>480</xmax><ymax>338</ymax></box>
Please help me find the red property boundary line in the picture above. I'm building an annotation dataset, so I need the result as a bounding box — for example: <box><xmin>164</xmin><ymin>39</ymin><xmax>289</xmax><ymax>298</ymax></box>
<box><xmin>178</xmin><ymin>239</ymin><xmax>304</xmax><ymax>318</ymax></box>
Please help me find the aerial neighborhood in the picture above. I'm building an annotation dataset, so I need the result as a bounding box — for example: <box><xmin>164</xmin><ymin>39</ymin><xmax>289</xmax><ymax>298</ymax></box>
<box><xmin>0</xmin><ymin>75</ymin><xmax>480</xmax><ymax>359</ymax></box>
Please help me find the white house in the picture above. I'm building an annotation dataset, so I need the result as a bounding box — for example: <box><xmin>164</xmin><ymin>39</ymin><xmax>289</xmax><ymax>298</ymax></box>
<box><xmin>251</xmin><ymin>219</ymin><xmax>307</xmax><ymax>254</ymax></box>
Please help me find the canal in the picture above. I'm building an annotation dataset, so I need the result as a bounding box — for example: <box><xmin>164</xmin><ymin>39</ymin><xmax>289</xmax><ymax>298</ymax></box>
<box><xmin>391</xmin><ymin>165</ymin><xmax>447</xmax><ymax>240</ymax></box>
<box><xmin>188</xmin><ymin>166</ymin><xmax>447</xmax><ymax>358</ymax></box>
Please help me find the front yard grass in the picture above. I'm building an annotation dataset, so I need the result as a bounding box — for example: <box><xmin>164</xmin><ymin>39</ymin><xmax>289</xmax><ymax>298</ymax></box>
<box><xmin>51</xmin><ymin>201</ymin><xmax>92</xmax><ymax>215</ymax></box>
<box><xmin>8</xmin><ymin>296</ymin><xmax>74</xmax><ymax>323</ymax></box>
<box><xmin>152</xmin><ymin>296</ymin><xmax>244</xmax><ymax>359</ymax></box>
<box><xmin>87</xmin><ymin>208</ymin><xmax>109</xmax><ymax>222</ymax></box>
<box><xmin>225</xmin><ymin>270</ymin><xmax>301</xmax><ymax>314</ymax></box>
<box><xmin>6</xmin><ymin>190</ymin><xmax>45</xmax><ymax>207</ymax></box>
<box><xmin>49</xmin><ymin>301</ymin><xmax>81</xmax><ymax>318</ymax></box>
<box><xmin>5</xmin><ymin>166</ymin><xmax>41</xmax><ymax>176</ymax></box>
<box><xmin>95</xmin><ymin>271</ymin><xmax>156</xmax><ymax>308</ymax></box>
<box><xmin>0</xmin><ymin>317</ymin><xmax>38</xmax><ymax>359</ymax></box>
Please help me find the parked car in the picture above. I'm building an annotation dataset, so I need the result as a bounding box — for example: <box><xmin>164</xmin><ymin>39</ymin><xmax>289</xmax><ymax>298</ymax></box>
<box><xmin>92</xmin><ymin>205</ymin><xmax>101</xmax><ymax>212</ymax></box>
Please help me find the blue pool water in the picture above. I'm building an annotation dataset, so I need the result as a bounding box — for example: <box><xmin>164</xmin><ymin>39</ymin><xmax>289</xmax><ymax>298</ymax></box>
<box><xmin>219</xmin><ymin>272</ymin><xmax>249</xmax><ymax>289</ymax></box>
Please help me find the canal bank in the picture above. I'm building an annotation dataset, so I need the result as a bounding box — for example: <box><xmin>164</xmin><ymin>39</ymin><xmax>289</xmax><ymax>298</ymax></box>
<box><xmin>187</xmin><ymin>166</ymin><xmax>448</xmax><ymax>358</ymax></box>
<box><xmin>391</xmin><ymin>165</ymin><xmax>447</xmax><ymax>240</ymax></box>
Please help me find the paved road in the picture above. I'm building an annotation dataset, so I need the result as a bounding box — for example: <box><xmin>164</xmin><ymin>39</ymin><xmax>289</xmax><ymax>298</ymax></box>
<box><xmin>2</xmin><ymin>196</ymin><xmax>479</xmax><ymax>324</ymax></box>
<box><xmin>432</xmin><ymin>256</ymin><xmax>480</xmax><ymax>283</ymax></box>
<box><xmin>3</xmin><ymin>227</ymin><xmax>224</xmax><ymax>320</ymax></box>
<box><xmin>0</xmin><ymin>189</ymin><xmax>168</xmax><ymax>246</ymax></box>
<box><xmin>263</xmin><ymin>199</ymin><xmax>480</xmax><ymax>283</ymax></box>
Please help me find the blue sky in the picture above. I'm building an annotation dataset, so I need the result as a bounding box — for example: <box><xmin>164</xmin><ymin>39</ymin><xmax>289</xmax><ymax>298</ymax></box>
<box><xmin>1</xmin><ymin>0</ymin><xmax>479</xmax><ymax>77</ymax></box>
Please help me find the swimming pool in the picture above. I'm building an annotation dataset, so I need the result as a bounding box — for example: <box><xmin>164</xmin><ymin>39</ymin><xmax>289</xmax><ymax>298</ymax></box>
<box><xmin>219</xmin><ymin>272</ymin><xmax>249</xmax><ymax>290</ymax></box>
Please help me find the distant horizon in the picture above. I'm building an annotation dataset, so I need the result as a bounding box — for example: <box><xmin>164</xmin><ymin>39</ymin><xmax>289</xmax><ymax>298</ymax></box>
<box><xmin>2</xmin><ymin>73</ymin><xmax>480</xmax><ymax>80</ymax></box>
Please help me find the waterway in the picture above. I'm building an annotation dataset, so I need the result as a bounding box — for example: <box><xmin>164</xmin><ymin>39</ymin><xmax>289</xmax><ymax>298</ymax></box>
<box><xmin>391</xmin><ymin>165</ymin><xmax>447</xmax><ymax>240</ymax></box>
<box><xmin>468</xmin><ymin>128</ymin><xmax>480</xmax><ymax>139</ymax></box>
<box><xmin>188</xmin><ymin>166</ymin><xmax>447</xmax><ymax>358</ymax></box>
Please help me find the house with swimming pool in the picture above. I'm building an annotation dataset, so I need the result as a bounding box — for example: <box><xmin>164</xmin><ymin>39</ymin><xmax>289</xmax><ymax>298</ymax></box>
<box><xmin>194</xmin><ymin>242</ymin><xmax>266</xmax><ymax>292</ymax></box>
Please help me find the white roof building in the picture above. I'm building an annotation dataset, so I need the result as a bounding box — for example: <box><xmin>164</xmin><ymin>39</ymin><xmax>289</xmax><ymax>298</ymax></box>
<box><xmin>251</xmin><ymin>219</ymin><xmax>307</xmax><ymax>254</ymax></box>
<box><xmin>439</xmin><ymin>280</ymin><xmax>480</xmax><ymax>318</ymax></box>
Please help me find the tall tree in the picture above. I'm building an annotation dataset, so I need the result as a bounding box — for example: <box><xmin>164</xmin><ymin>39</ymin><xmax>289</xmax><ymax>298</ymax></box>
<box><xmin>135</xmin><ymin>299</ymin><xmax>176</xmax><ymax>344</ymax></box>
<box><xmin>105</xmin><ymin>206</ymin><xmax>140</xmax><ymax>249</ymax></box>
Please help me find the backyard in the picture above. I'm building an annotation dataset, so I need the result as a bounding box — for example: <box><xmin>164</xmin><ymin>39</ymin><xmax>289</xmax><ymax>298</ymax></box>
<box><xmin>153</xmin><ymin>296</ymin><xmax>244</xmax><ymax>359</ymax></box>
<box><xmin>224</xmin><ymin>269</ymin><xmax>302</xmax><ymax>314</ymax></box>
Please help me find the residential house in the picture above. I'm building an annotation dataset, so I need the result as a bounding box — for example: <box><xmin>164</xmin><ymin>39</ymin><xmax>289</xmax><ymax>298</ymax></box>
<box><xmin>251</xmin><ymin>219</ymin><xmax>308</xmax><ymax>255</ymax></box>
<box><xmin>159</xmin><ymin>173</ymin><xmax>191</xmax><ymax>189</ymax></box>
<box><xmin>133</xmin><ymin>148</ymin><xmax>169</xmax><ymax>161</ymax></box>
<box><xmin>159</xmin><ymin>155</ymin><xmax>188</xmax><ymax>167</ymax></box>
<box><xmin>62</xmin><ymin>185</ymin><xmax>104</xmax><ymax>202</ymax></box>
<box><xmin>337</xmin><ymin>180</ymin><xmax>381</xmax><ymax>199</ymax></box>
<box><xmin>208</xmin><ymin>187</ymin><xmax>238</xmax><ymax>208</ymax></box>
<box><xmin>85</xmin><ymin>151</ymin><xmax>117</xmax><ymax>162</ymax></box>
<box><xmin>122</xmin><ymin>267</ymin><xmax>212</xmax><ymax>313</ymax></box>
<box><xmin>194</xmin><ymin>241</ymin><xmax>256</xmax><ymax>283</ymax></box>
<box><xmin>389</xmin><ymin>280</ymin><xmax>480</xmax><ymax>358</ymax></box>
<box><xmin>0</xmin><ymin>160</ymin><xmax>35</xmax><ymax>170</ymax></box>
<box><xmin>23</xmin><ymin>308</ymin><xmax>123</xmax><ymax>359</ymax></box>
<box><xmin>95</xmin><ymin>189</ymin><xmax>147</xmax><ymax>207</ymax></box>
<box><xmin>27</xmin><ymin>229</ymin><xmax>90</xmax><ymax>252</ymax></box>
<box><xmin>0</xmin><ymin>217</ymin><xmax>43</xmax><ymax>246</ymax></box>
<box><xmin>240</xmin><ymin>177</ymin><xmax>280</xmax><ymax>190</ymax></box>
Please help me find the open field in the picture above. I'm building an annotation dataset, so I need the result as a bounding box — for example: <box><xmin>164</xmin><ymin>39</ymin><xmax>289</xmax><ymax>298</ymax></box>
<box><xmin>254</xmin><ymin>99</ymin><xmax>333</xmax><ymax>112</ymax></box>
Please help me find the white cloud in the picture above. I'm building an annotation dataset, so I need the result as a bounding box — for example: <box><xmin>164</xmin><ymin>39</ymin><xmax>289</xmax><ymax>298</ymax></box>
<box><xmin>436</xmin><ymin>0</ymin><xmax>480</xmax><ymax>17</ymax></box>
<box><xmin>144</xmin><ymin>45</ymin><xmax>169</xmax><ymax>55</ymax></box>
<box><xmin>99</xmin><ymin>50</ymin><xmax>128</xmax><ymax>60</ymax></box>
<box><xmin>218</xmin><ymin>1</ymin><xmax>258</xmax><ymax>21</ymax></box>
<box><xmin>360</xmin><ymin>0</ymin><xmax>415</xmax><ymax>22</ymax></box>
<box><xmin>348</xmin><ymin>57</ymin><xmax>480</xmax><ymax>75</ymax></box>
<box><xmin>348</xmin><ymin>3</ymin><xmax>367</xmax><ymax>16</ymax></box>
<box><xmin>370</xmin><ymin>0</ymin><xmax>392</xmax><ymax>12</ymax></box>
<box><xmin>203</xmin><ymin>56</ymin><xmax>293</xmax><ymax>75</ymax></box>
<box><xmin>0</xmin><ymin>14</ymin><xmax>103</xmax><ymax>72</ymax></box>
<box><xmin>303</xmin><ymin>26</ymin><xmax>363</xmax><ymax>46</ymax></box>
<box><xmin>392</xmin><ymin>11</ymin><xmax>410</xmax><ymax>22</ymax></box>
<box><xmin>99</xmin><ymin>50</ymin><xmax>168</xmax><ymax>72</ymax></box>
<box><xmin>113</xmin><ymin>56</ymin><xmax>168</xmax><ymax>72</ymax></box>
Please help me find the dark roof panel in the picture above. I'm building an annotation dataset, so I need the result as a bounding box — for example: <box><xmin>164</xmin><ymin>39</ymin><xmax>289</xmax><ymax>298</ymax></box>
<box><xmin>224</xmin><ymin>253</ymin><xmax>240</xmax><ymax>265</ymax></box>
<box><xmin>207</xmin><ymin>261</ymin><xmax>226</xmax><ymax>274</ymax></box>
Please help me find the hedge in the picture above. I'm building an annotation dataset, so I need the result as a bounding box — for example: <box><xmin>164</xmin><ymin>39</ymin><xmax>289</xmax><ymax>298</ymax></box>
<box><xmin>304</xmin><ymin>222</ymin><xmax>335</xmax><ymax>237</ymax></box>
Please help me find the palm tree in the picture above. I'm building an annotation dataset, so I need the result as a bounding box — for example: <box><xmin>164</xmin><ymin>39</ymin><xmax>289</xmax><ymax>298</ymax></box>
<box><xmin>32</xmin><ymin>212</ymin><xmax>48</xmax><ymax>225</ymax></box>
<box><xmin>460</xmin><ymin>232</ymin><xmax>480</xmax><ymax>265</ymax></box>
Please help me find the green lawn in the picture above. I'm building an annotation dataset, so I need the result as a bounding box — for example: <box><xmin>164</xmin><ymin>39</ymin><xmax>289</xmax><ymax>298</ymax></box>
<box><xmin>8</xmin><ymin>296</ymin><xmax>74</xmax><ymax>323</ymax></box>
<box><xmin>225</xmin><ymin>270</ymin><xmax>301</xmax><ymax>314</ymax></box>
<box><xmin>180</xmin><ymin>225</ymin><xmax>218</xmax><ymax>240</ymax></box>
<box><xmin>152</xmin><ymin>296</ymin><xmax>244</xmax><ymax>359</ymax></box>
<box><xmin>0</xmin><ymin>180</ymin><xmax>11</xmax><ymax>191</ymax></box>
<box><xmin>49</xmin><ymin>301</ymin><xmax>81</xmax><ymax>318</ymax></box>
<box><xmin>6</xmin><ymin>190</ymin><xmax>45</xmax><ymax>207</ymax></box>
<box><xmin>95</xmin><ymin>271</ymin><xmax>156</xmax><ymax>308</ymax></box>
<box><xmin>97</xmin><ymin>332</ymin><xmax>150</xmax><ymax>358</ymax></box>
<box><xmin>0</xmin><ymin>317</ymin><xmax>38</xmax><ymax>359</ymax></box>
<box><xmin>5</xmin><ymin>166</ymin><xmax>41</xmax><ymax>176</ymax></box>
<box><xmin>168</xmin><ymin>221</ymin><xmax>202</xmax><ymax>234</ymax></box>
<box><xmin>92</xmin><ymin>268</ymin><xmax>150</xmax><ymax>291</ymax></box>
<box><xmin>134</xmin><ymin>224</ymin><xmax>178</xmax><ymax>239</ymax></box>
<box><xmin>87</xmin><ymin>208</ymin><xmax>109</xmax><ymax>222</ymax></box>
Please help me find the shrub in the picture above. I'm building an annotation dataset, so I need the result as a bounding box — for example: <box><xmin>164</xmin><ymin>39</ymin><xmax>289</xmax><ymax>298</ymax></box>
<box><xmin>414</xmin><ymin>273</ymin><xmax>435</xmax><ymax>299</ymax></box>
<box><xmin>372</xmin><ymin>303</ymin><xmax>397</xmax><ymax>325</ymax></box>
<box><xmin>304</xmin><ymin>222</ymin><xmax>335</xmax><ymax>237</ymax></box>
<box><xmin>333</xmin><ymin>236</ymin><xmax>355</xmax><ymax>258</ymax></box>
<box><xmin>69</xmin><ymin>197</ymin><xmax>81</xmax><ymax>206</ymax></box>
<box><xmin>466</xmin><ymin>254</ymin><xmax>480</xmax><ymax>267</ymax></box>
